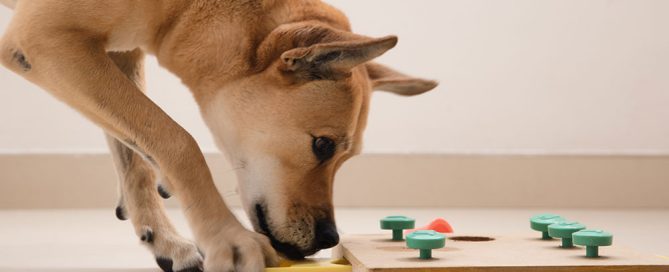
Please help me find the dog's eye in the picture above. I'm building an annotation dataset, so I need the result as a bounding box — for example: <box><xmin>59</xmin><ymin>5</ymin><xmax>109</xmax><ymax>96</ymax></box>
<box><xmin>312</xmin><ymin>137</ymin><xmax>336</xmax><ymax>162</ymax></box>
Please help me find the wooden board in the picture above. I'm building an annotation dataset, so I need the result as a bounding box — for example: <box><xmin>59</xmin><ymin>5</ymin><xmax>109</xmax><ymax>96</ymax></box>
<box><xmin>334</xmin><ymin>234</ymin><xmax>669</xmax><ymax>272</ymax></box>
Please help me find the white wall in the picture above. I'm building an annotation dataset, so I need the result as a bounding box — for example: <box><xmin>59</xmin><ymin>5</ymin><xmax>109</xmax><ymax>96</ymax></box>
<box><xmin>1</xmin><ymin>0</ymin><xmax>668</xmax><ymax>154</ymax></box>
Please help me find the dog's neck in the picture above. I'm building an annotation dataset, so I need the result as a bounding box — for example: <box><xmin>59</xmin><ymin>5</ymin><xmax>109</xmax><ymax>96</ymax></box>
<box><xmin>147</xmin><ymin>0</ymin><xmax>351</xmax><ymax>103</ymax></box>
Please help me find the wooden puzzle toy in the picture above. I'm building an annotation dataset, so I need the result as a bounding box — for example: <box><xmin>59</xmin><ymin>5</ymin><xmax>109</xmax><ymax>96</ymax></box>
<box><xmin>268</xmin><ymin>214</ymin><xmax>669</xmax><ymax>272</ymax></box>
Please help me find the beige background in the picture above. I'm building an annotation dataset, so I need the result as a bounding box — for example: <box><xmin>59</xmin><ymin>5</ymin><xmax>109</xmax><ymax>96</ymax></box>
<box><xmin>0</xmin><ymin>0</ymin><xmax>668</xmax><ymax>154</ymax></box>
<box><xmin>2</xmin><ymin>153</ymin><xmax>668</xmax><ymax>209</ymax></box>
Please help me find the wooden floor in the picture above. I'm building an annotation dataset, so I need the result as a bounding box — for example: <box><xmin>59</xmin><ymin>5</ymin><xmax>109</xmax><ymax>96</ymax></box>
<box><xmin>0</xmin><ymin>209</ymin><xmax>668</xmax><ymax>271</ymax></box>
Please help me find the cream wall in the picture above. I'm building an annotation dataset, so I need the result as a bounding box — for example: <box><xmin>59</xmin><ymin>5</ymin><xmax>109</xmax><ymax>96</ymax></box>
<box><xmin>0</xmin><ymin>0</ymin><xmax>668</xmax><ymax>154</ymax></box>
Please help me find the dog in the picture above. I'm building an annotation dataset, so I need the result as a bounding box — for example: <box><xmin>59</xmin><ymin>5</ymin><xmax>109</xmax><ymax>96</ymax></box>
<box><xmin>0</xmin><ymin>0</ymin><xmax>437</xmax><ymax>271</ymax></box>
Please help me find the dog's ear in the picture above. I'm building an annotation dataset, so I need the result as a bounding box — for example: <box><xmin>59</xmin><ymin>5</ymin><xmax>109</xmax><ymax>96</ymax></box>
<box><xmin>365</xmin><ymin>62</ymin><xmax>438</xmax><ymax>96</ymax></box>
<box><xmin>280</xmin><ymin>36</ymin><xmax>398</xmax><ymax>80</ymax></box>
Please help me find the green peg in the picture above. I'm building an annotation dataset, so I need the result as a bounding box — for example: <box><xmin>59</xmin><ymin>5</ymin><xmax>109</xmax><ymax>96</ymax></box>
<box><xmin>406</xmin><ymin>230</ymin><xmax>446</xmax><ymax>259</ymax></box>
<box><xmin>380</xmin><ymin>216</ymin><xmax>415</xmax><ymax>241</ymax></box>
<box><xmin>573</xmin><ymin>229</ymin><xmax>613</xmax><ymax>257</ymax></box>
<box><xmin>548</xmin><ymin>221</ymin><xmax>586</xmax><ymax>248</ymax></box>
<box><xmin>530</xmin><ymin>214</ymin><xmax>565</xmax><ymax>240</ymax></box>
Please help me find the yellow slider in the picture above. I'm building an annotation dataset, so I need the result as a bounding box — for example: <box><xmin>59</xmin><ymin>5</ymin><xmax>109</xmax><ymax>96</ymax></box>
<box><xmin>266</xmin><ymin>258</ymin><xmax>352</xmax><ymax>272</ymax></box>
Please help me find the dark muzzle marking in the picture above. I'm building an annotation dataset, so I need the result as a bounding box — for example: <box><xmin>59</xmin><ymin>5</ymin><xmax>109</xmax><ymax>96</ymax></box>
<box><xmin>12</xmin><ymin>50</ymin><xmax>31</xmax><ymax>71</ymax></box>
<box><xmin>255</xmin><ymin>204</ymin><xmax>306</xmax><ymax>259</ymax></box>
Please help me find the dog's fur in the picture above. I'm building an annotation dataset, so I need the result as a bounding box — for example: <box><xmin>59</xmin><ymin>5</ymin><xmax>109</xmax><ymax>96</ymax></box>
<box><xmin>0</xmin><ymin>0</ymin><xmax>436</xmax><ymax>271</ymax></box>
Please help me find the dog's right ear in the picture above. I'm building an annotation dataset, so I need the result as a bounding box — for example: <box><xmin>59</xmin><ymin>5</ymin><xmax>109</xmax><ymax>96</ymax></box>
<box><xmin>280</xmin><ymin>36</ymin><xmax>398</xmax><ymax>80</ymax></box>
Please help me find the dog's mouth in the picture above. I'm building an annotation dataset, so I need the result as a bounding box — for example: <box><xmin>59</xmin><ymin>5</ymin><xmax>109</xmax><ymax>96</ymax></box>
<box><xmin>255</xmin><ymin>203</ymin><xmax>316</xmax><ymax>260</ymax></box>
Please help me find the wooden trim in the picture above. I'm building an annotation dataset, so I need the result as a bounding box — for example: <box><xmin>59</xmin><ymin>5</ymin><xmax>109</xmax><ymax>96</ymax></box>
<box><xmin>0</xmin><ymin>153</ymin><xmax>667</xmax><ymax>209</ymax></box>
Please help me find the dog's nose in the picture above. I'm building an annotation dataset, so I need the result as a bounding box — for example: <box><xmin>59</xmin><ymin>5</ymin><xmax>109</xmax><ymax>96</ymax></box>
<box><xmin>314</xmin><ymin>219</ymin><xmax>339</xmax><ymax>249</ymax></box>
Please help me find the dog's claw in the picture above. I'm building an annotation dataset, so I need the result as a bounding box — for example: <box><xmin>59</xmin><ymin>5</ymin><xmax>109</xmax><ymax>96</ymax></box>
<box><xmin>140</xmin><ymin>227</ymin><xmax>155</xmax><ymax>243</ymax></box>
<box><xmin>115</xmin><ymin>206</ymin><xmax>127</xmax><ymax>221</ymax></box>
<box><xmin>156</xmin><ymin>257</ymin><xmax>173</xmax><ymax>272</ymax></box>
<box><xmin>176</xmin><ymin>267</ymin><xmax>203</xmax><ymax>272</ymax></box>
<box><xmin>157</xmin><ymin>184</ymin><xmax>171</xmax><ymax>199</ymax></box>
<box><xmin>155</xmin><ymin>257</ymin><xmax>203</xmax><ymax>272</ymax></box>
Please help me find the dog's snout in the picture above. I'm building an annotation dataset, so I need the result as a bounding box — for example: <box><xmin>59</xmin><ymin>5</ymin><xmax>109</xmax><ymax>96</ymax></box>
<box><xmin>314</xmin><ymin>219</ymin><xmax>339</xmax><ymax>249</ymax></box>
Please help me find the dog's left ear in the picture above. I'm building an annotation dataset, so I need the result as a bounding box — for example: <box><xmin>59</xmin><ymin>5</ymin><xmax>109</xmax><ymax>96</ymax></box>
<box><xmin>366</xmin><ymin>62</ymin><xmax>438</xmax><ymax>96</ymax></box>
<box><xmin>281</xmin><ymin>35</ymin><xmax>398</xmax><ymax>80</ymax></box>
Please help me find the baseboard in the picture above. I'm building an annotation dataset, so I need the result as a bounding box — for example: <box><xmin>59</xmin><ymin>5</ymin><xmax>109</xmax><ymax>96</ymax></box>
<box><xmin>0</xmin><ymin>153</ymin><xmax>667</xmax><ymax>209</ymax></box>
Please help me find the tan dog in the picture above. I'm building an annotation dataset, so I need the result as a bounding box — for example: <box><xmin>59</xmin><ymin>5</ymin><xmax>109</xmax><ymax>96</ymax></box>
<box><xmin>0</xmin><ymin>0</ymin><xmax>436</xmax><ymax>271</ymax></box>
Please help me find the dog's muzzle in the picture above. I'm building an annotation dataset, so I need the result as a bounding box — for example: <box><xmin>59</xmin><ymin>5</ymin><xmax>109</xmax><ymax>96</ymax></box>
<box><xmin>254</xmin><ymin>203</ymin><xmax>339</xmax><ymax>259</ymax></box>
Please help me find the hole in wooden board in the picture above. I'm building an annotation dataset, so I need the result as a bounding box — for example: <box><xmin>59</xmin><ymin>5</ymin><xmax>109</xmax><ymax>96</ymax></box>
<box><xmin>449</xmin><ymin>236</ymin><xmax>495</xmax><ymax>242</ymax></box>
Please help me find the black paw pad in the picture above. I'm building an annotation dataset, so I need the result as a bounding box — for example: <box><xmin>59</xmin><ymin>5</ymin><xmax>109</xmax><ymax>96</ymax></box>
<box><xmin>157</xmin><ymin>184</ymin><xmax>171</xmax><ymax>199</ymax></box>
<box><xmin>155</xmin><ymin>257</ymin><xmax>173</xmax><ymax>272</ymax></box>
<box><xmin>176</xmin><ymin>267</ymin><xmax>203</xmax><ymax>272</ymax></box>
<box><xmin>115</xmin><ymin>206</ymin><xmax>127</xmax><ymax>221</ymax></box>
<box><xmin>140</xmin><ymin>228</ymin><xmax>154</xmax><ymax>243</ymax></box>
<box><xmin>155</xmin><ymin>257</ymin><xmax>202</xmax><ymax>272</ymax></box>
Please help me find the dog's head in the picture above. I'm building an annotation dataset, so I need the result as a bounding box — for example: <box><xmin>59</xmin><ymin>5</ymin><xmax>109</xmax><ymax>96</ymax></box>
<box><xmin>202</xmin><ymin>23</ymin><xmax>436</xmax><ymax>259</ymax></box>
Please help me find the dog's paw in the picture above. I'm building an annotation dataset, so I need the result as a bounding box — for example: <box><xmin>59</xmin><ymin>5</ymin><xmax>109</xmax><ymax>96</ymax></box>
<box><xmin>140</xmin><ymin>226</ymin><xmax>203</xmax><ymax>272</ymax></box>
<box><xmin>201</xmin><ymin>225</ymin><xmax>278</xmax><ymax>272</ymax></box>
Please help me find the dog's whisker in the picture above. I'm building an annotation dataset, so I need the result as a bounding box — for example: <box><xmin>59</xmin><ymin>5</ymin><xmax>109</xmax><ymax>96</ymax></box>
<box><xmin>221</xmin><ymin>188</ymin><xmax>239</xmax><ymax>198</ymax></box>
<box><xmin>219</xmin><ymin>165</ymin><xmax>245</xmax><ymax>174</ymax></box>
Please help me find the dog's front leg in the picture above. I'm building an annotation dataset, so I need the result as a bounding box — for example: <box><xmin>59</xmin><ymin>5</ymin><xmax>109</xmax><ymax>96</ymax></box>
<box><xmin>105</xmin><ymin>50</ymin><xmax>205</xmax><ymax>272</ymax></box>
<box><xmin>107</xmin><ymin>133</ymin><xmax>205</xmax><ymax>272</ymax></box>
<box><xmin>0</xmin><ymin>32</ymin><xmax>277</xmax><ymax>272</ymax></box>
